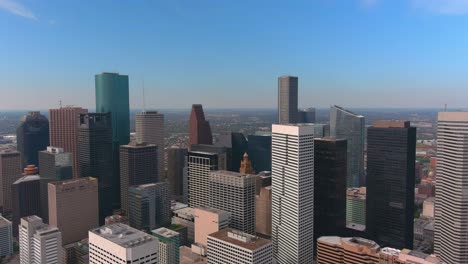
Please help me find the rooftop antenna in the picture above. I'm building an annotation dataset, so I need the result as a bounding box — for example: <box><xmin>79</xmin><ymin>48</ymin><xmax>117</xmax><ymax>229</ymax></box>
<box><xmin>142</xmin><ymin>78</ymin><xmax>146</xmax><ymax>113</ymax></box>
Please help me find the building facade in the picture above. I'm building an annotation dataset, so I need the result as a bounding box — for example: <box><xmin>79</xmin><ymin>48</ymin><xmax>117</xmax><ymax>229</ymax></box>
<box><xmin>0</xmin><ymin>150</ymin><xmax>21</xmax><ymax>213</ymax></box>
<box><xmin>346</xmin><ymin>187</ymin><xmax>366</xmax><ymax>226</ymax></box>
<box><xmin>277</xmin><ymin>76</ymin><xmax>298</xmax><ymax>124</ymax></box>
<box><xmin>16</xmin><ymin>111</ymin><xmax>50</xmax><ymax>167</ymax></box>
<box><xmin>255</xmin><ymin>186</ymin><xmax>272</xmax><ymax>237</ymax></box>
<box><xmin>189</xmin><ymin>104</ymin><xmax>213</xmax><ymax>146</ymax></box>
<box><xmin>271</xmin><ymin>124</ymin><xmax>314</xmax><ymax>263</ymax></box>
<box><xmin>135</xmin><ymin>111</ymin><xmax>165</xmax><ymax>178</ymax></box>
<box><xmin>298</xmin><ymin>107</ymin><xmax>316</xmax><ymax>123</ymax></box>
<box><xmin>194</xmin><ymin>207</ymin><xmax>231</xmax><ymax>247</ymax></box>
<box><xmin>366</xmin><ymin>121</ymin><xmax>416</xmax><ymax>249</ymax></box>
<box><xmin>247</xmin><ymin>133</ymin><xmax>272</xmax><ymax>173</ymax></box>
<box><xmin>167</xmin><ymin>147</ymin><xmax>188</xmax><ymax>202</ymax></box>
<box><xmin>0</xmin><ymin>216</ymin><xmax>13</xmax><ymax>257</ymax></box>
<box><xmin>152</xmin><ymin>227</ymin><xmax>180</xmax><ymax>264</ymax></box>
<box><xmin>187</xmin><ymin>151</ymin><xmax>218</xmax><ymax>208</ymax></box>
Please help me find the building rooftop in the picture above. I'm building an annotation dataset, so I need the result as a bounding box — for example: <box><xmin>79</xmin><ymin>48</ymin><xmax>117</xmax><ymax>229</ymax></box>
<box><xmin>211</xmin><ymin>170</ymin><xmax>257</xmax><ymax>178</ymax></box>
<box><xmin>332</xmin><ymin>105</ymin><xmax>364</xmax><ymax>118</ymax></box>
<box><xmin>342</xmin><ymin>237</ymin><xmax>380</xmax><ymax>251</ymax></box>
<box><xmin>381</xmin><ymin>247</ymin><xmax>401</xmax><ymax>256</ymax></box>
<box><xmin>90</xmin><ymin>223</ymin><xmax>156</xmax><ymax>248</ymax></box>
<box><xmin>347</xmin><ymin>187</ymin><xmax>366</xmax><ymax>199</ymax></box>
<box><xmin>13</xmin><ymin>174</ymin><xmax>40</xmax><ymax>185</ymax></box>
<box><xmin>48</xmin><ymin>177</ymin><xmax>96</xmax><ymax>186</ymax></box>
<box><xmin>152</xmin><ymin>227</ymin><xmax>179</xmax><ymax>238</ymax></box>
<box><xmin>317</xmin><ymin>236</ymin><xmax>342</xmax><ymax>246</ymax></box>
<box><xmin>194</xmin><ymin>207</ymin><xmax>230</xmax><ymax>216</ymax></box>
<box><xmin>122</xmin><ymin>142</ymin><xmax>156</xmax><ymax>148</ymax></box>
<box><xmin>209</xmin><ymin>228</ymin><xmax>271</xmax><ymax>251</ymax></box>
<box><xmin>346</xmin><ymin>223</ymin><xmax>366</xmax><ymax>231</ymax></box>
<box><xmin>0</xmin><ymin>215</ymin><xmax>11</xmax><ymax>228</ymax></box>
<box><xmin>22</xmin><ymin>215</ymin><xmax>60</xmax><ymax>235</ymax></box>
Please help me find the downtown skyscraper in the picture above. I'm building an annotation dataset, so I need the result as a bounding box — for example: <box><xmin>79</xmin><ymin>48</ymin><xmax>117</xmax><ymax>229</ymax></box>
<box><xmin>366</xmin><ymin>121</ymin><xmax>416</xmax><ymax>249</ymax></box>
<box><xmin>271</xmin><ymin>124</ymin><xmax>314</xmax><ymax>263</ymax></box>
<box><xmin>189</xmin><ymin>104</ymin><xmax>213</xmax><ymax>146</ymax></box>
<box><xmin>330</xmin><ymin>105</ymin><xmax>365</xmax><ymax>187</ymax></box>
<box><xmin>187</xmin><ymin>151</ymin><xmax>218</xmax><ymax>208</ymax></box>
<box><xmin>0</xmin><ymin>150</ymin><xmax>21</xmax><ymax>214</ymax></box>
<box><xmin>16</xmin><ymin>111</ymin><xmax>50</xmax><ymax>167</ymax></box>
<box><xmin>278</xmin><ymin>76</ymin><xmax>298</xmax><ymax>124</ymax></box>
<box><xmin>435</xmin><ymin>112</ymin><xmax>468</xmax><ymax>263</ymax></box>
<box><xmin>135</xmin><ymin>111</ymin><xmax>165</xmax><ymax>178</ymax></box>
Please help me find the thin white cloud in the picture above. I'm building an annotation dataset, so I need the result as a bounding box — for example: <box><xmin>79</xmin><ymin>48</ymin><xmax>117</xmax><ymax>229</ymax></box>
<box><xmin>0</xmin><ymin>0</ymin><xmax>37</xmax><ymax>20</ymax></box>
<box><xmin>411</xmin><ymin>0</ymin><xmax>468</xmax><ymax>15</ymax></box>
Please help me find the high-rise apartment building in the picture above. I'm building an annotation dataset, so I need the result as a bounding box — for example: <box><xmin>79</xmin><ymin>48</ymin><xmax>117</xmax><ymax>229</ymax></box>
<box><xmin>88</xmin><ymin>223</ymin><xmax>158</xmax><ymax>264</ymax></box>
<box><xmin>314</xmin><ymin>138</ymin><xmax>347</xmax><ymax>248</ymax></box>
<box><xmin>38</xmin><ymin>147</ymin><xmax>73</xmax><ymax>223</ymax></box>
<box><xmin>135</xmin><ymin>111</ymin><xmax>165</xmax><ymax>178</ymax></box>
<box><xmin>77</xmin><ymin>113</ymin><xmax>114</xmax><ymax>224</ymax></box>
<box><xmin>49</xmin><ymin>107</ymin><xmax>88</xmax><ymax>178</ymax></box>
<box><xmin>152</xmin><ymin>227</ymin><xmax>180</xmax><ymax>264</ymax></box>
<box><xmin>209</xmin><ymin>170</ymin><xmax>256</xmax><ymax>234</ymax></box>
<box><xmin>271</xmin><ymin>124</ymin><xmax>314</xmax><ymax>263</ymax></box>
<box><xmin>167</xmin><ymin>147</ymin><xmax>188</xmax><ymax>202</ymax></box>
<box><xmin>298</xmin><ymin>107</ymin><xmax>316</xmax><ymax>123</ymax></box>
<box><xmin>120</xmin><ymin>142</ymin><xmax>159</xmax><ymax>213</ymax></box>
<box><xmin>330</xmin><ymin>105</ymin><xmax>365</xmax><ymax>188</ymax></box>
<box><xmin>19</xmin><ymin>215</ymin><xmax>62</xmax><ymax>264</ymax></box>
<box><xmin>277</xmin><ymin>76</ymin><xmax>298</xmax><ymax>124</ymax></box>
<box><xmin>366</xmin><ymin>121</ymin><xmax>416</xmax><ymax>249</ymax></box>
<box><xmin>346</xmin><ymin>187</ymin><xmax>366</xmax><ymax>226</ymax></box>
<box><xmin>247</xmin><ymin>133</ymin><xmax>272</xmax><ymax>173</ymax></box>
<box><xmin>0</xmin><ymin>150</ymin><xmax>21</xmax><ymax>213</ymax></box>
<box><xmin>0</xmin><ymin>215</ymin><xmax>13</xmax><ymax>257</ymax></box>
<box><xmin>12</xmin><ymin>166</ymin><xmax>41</xmax><ymax>236</ymax></box>
<box><xmin>434</xmin><ymin>112</ymin><xmax>468</xmax><ymax>263</ymax></box>
<box><xmin>207</xmin><ymin>228</ymin><xmax>273</xmax><ymax>264</ymax></box>
<box><xmin>189</xmin><ymin>104</ymin><xmax>213</xmax><ymax>146</ymax></box>
<box><xmin>187</xmin><ymin>151</ymin><xmax>218</xmax><ymax>208</ymax></box>
<box><xmin>256</xmin><ymin>186</ymin><xmax>272</xmax><ymax>237</ymax></box>
<box><xmin>48</xmin><ymin>177</ymin><xmax>99</xmax><ymax>245</ymax></box>
<box><xmin>16</xmin><ymin>111</ymin><xmax>50</xmax><ymax>167</ymax></box>
<box><xmin>194</xmin><ymin>207</ymin><xmax>231</xmax><ymax>247</ymax></box>
<box><xmin>128</xmin><ymin>182</ymin><xmax>171</xmax><ymax>232</ymax></box>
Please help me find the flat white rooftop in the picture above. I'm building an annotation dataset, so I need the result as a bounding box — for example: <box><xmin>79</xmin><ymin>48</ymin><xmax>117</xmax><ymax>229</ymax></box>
<box><xmin>90</xmin><ymin>223</ymin><xmax>156</xmax><ymax>248</ymax></box>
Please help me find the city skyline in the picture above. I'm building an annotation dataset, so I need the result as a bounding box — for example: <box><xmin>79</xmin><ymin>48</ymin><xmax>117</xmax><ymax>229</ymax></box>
<box><xmin>3</xmin><ymin>1</ymin><xmax>468</xmax><ymax>109</ymax></box>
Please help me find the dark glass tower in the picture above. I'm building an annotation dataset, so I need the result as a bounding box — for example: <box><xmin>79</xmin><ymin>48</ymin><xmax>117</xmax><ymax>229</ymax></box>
<box><xmin>16</xmin><ymin>111</ymin><xmax>50</xmax><ymax>167</ymax></box>
<box><xmin>313</xmin><ymin>138</ymin><xmax>347</xmax><ymax>254</ymax></box>
<box><xmin>278</xmin><ymin>76</ymin><xmax>298</xmax><ymax>124</ymax></box>
<box><xmin>247</xmin><ymin>133</ymin><xmax>272</xmax><ymax>173</ymax></box>
<box><xmin>366</xmin><ymin>121</ymin><xmax>416</xmax><ymax>249</ymax></box>
<box><xmin>189</xmin><ymin>104</ymin><xmax>213</xmax><ymax>147</ymax></box>
<box><xmin>216</xmin><ymin>132</ymin><xmax>248</xmax><ymax>172</ymax></box>
<box><xmin>166</xmin><ymin>147</ymin><xmax>188</xmax><ymax>202</ymax></box>
<box><xmin>77</xmin><ymin>113</ymin><xmax>114</xmax><ymax>224</ymax></box>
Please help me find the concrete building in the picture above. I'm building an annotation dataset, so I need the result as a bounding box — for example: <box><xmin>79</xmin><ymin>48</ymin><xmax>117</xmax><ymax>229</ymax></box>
<box><xmin>135</xmin><ymin>111</ymin><xmax>165</xmax><ymax>178</ymax></box>
<box><xmin>255</xmin><ymin>186</ymin><xmax>272</xmax><ymax>237</ymax></box>
<box><xmin>88</xmin><ymin>223</ymin><xmax>158</xmax><ymax>264</ymax></box>
<box><xmin>207</xmin><ymin>228</ymin><xmax>272</xmax><ymax>264</ymax></box>
<box><xmin>346</xmin><ymin>187</ymin><xmax>366</xmax><ymax>226</ymax></box>
<box><xmin>422</xmin><ymin>197</ymin><xmax>435</xmax><ymax>219</ymax></box>
<box><xmin>48</xmin><ymin>177</ymin><xmax>99</xmax><ymax>245</ymax></box>
<box><xmin>187</xmin><ymin>151</ymin><xmax>219</xmax><ymax>208</ymax></box>
<box><xmin>16</xmin><ymin>111</ymin><xmax>50</xmax><ymax>167</ymax></box>
<box><xmin>366</xmin><ymin>121</ymin><xmax>416</xmax><ymax>249</ymax></box>
<box><xmin>271</xmin><ymin>124</ymin><xmax>314</xmax><ymax>263</ymax></box>
<box><xmin>128</xmin><ymin>182</ymin><xmax>171</xmax><ymax>232</ymax></box>
<box><xmin>167</xmin><ymin>147</ymin><xmax>188</xmax><ymax>202</ymax></box>
<box><xmin>173</xmin><ymin>207</ymin><xmax>195</xmax><ymax>244</ymax></box>
<box><xmin>189</xmin><ymin>104</ymin><xmax>213</xmax><ymax>146</ymax></box>
<box><xmin>0</xmin><ymin>215</ymin><xmax>13</xmax><ymax>257</ymax></box>
<box><xmin>209</xmin><ymin>170</ymin><xmax>256</xmax><ymax>234</ymax></box>
<box><xmin>434</xmin><ymin>112</ymin><xmax>468</xmax><ymax>263</ymax></box>
<box><xmin>329</xmin><ymin>105</ymin><xmax>365</xmax><ymax>188</ymax></box>
<box><xmin>194</xmin><ymin>207</ymin><xmax>231</xmax><ymax>247</ymax></box>
<box><xmin>0</xmin><ymin>150</ymin><xmax>21</xmax><ymax>213</ymax></box>
<box><xmin>153</xmin><ymin>227</ymin><xmax>180</xmax><ymax>264</ymax></box>
<box><xmin>19</xmin><ymin>215</ymin><xmax>62</xmax><ymax>264</ymax></box>
<box><xmin>49</xmin><ymin>107</ymin><xmax>88</xmax><ymax>178</ymax></box>
<box><xmin>120</xmin><ymin>142</ymin><xmax>159</xmax><ymax>213</ymax></box>
<box><xmin>277</xmin><ymin>76</ymin><xmax>298</xmax><ymax>124</ymax></box>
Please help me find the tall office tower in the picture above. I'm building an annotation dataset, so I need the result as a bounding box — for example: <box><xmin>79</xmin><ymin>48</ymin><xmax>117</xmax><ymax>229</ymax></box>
<box><xmin>128</xmin><ymin>182</ymin><xmax>171</xmax><ymax>232</ymax></box>
<box><xmin>38</xmin><ymin>147</ymin><xmax>73</xmax><ymax>223</ymax></box>
<box><xmin>12</xmin><ymin>166</ymin><xmax>41</xmax><ymax>236</ymax></box>
<box><xmin>239</xmin><ymin>152</ymin><xmax>254</xmax><ymax>174</ymax></box>
<box><xmin>187</xmin><ymin>151</ymin><xmax>218</xmax><ymax>208</ymax></box>
<box><xmin>366</xmin><ymin>121</ymin><xmax>416</xmax><ymax>249</ymax></box>
<box><xmin>247</xmin><ymin>133</ymin><xmax>272</xmax><ymax>173</ymax></box>
<box><xmin>77</xmin><ymin>113</ymin><xmax>114</xmax><ymax>224</ymax></box>
<box><xmin>330</xmin><ymin>105</ymin><xmax>365</xmax><ymax>188</ymax></box>
<box><xmin>298</xmin><ymin>107</ymin><xmax>316</xmax><ymax>123</ymax></box>
<box><xmin>216</xmin><ymin>132</ymin><xmax>248</xmax><ymax>172</ymax></box>
<box><xmin>314</xmin><ymin>138</ymin><xmax>347</xmax><ymax>247</ymax></box>
<box><xmin>209</xmin><ymin>170</ymin><xmax>256</xmax><ymax>234</ymax></box>
<box><xmin>346</xmin><ymin>187</ymin><xmax>366</xmax><ymax>226</ymax></box>
<box><xmin>278</xmin><ymin>76</ymin><xmax>298</xmax><ymax>124</ymax></box>
<box><xmin>135</xmin><ymin>111</ymin><xmax>165</xmax><ymax>178</ymax></box>
<box><xmin>255</xmin><ymin>171</ymin><xmax>272</xmax><ymax>194</ymax></box>
<box><xmin>256</xmin><ymin>186</ymin><xmax>272</xmax><ymax>237</ymax></box>
<box><xmin>19</xmin><ymin>215</ymin><xmax>62</xmax><ymax>264</ymax></box>
<box><xmin>152</xmin><ymin>227</ymin><xmax>180</xmax><ymax>264</ymax></box>
<box><xmin>0</xmin><ymin>216</ymin><xmax>13</xmax><ymax>257</ymax></box>
<box><xmin>167</xmin><ymin>147</ymin><xmax>188</xmax><ymax>201</ymax></box>
<box><xmin>435</xmin><ymin>112</ymin><xmax>468</xmax><ymax>263</ymax></box>
<box><xmin>0</xmin><ymin>150</ymin><xmax>21</xmax><ymax>213</ymax></box>
<box><xmin>48</xmin><ymin>177</ymin><xmax>98</xmax><ymax>245</ymax></box>
<box><xmin>16</xmin><ymin>111</ymin><xmax>50</xmax><ymax>167</ymax></box>
<box><xmin>88</xmin><ymin>223</ymin><xmax>158</xmax><ymax>264</ymax></box>
<box><xmin>189</xmin><ymin>104</ymin><xmax>213</xmax><ymax>146</ymax></box>
<box><xmin>120</xmin><ymin>142</ymin><xmax>159</xmax><ymax>213</ymax></box>
<box><xmin>49</xmin><ymin>107</ymin><xmax>88</xmax><ymax>178</ymax></box>
<box><xmin>207</xmin><ymin>228</ymin><xmax>273</xmax><ymax>264</ymax></box>
<box><xmin>271</xmin><ymin>124</ymin><xmax>314</xmax><ymax>263</ymax></box>
<box><xmin>193</xmin><ymin>207</ymin><xmax>231</xmax><ymax>247</ymax></box>
<box><xmin>191</xmin><ymin>145</ymin><xmax>231</xmax><ymax>171</ymax></box>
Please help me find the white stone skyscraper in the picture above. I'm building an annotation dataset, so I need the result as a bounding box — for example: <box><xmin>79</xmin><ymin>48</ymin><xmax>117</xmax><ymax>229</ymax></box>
<box><xmin>434</xmin><ymin>112</ymin><xmax>468</xmax><ymax>263</ymax></box>
<box><xmin>135</xmin><ymin>111</ymin><xmax>165</xmax><ymax>178</ymax></box>
<box><xmin>271</xmin><ymin>124</ymin><xmax>314</xmax><ymax>263</ymax></box>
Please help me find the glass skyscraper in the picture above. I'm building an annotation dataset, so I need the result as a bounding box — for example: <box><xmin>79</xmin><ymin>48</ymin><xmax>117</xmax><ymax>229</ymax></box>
<box><xmin>330</xmin><ymin>105</ymin><xmax>365</xmax><ymax>188</ymax></box>
<box><xmin>16</xmin><ymin>111</ymin><xmax>50</xmax><ymax>167</ymax></box>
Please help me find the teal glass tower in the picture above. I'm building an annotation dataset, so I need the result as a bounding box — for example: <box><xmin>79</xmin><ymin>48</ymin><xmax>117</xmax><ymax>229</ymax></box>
<box><xmin>95</xmin><ymin>72</ymin><xmax>130</xmax><ymax>146</ymax></box>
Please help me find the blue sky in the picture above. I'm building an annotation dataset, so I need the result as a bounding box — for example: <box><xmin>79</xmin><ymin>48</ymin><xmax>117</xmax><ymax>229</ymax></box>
<box><xmin>1</xmin><ymin>0</ymin><xmax>468</xmax><ymax>110</ymax></box>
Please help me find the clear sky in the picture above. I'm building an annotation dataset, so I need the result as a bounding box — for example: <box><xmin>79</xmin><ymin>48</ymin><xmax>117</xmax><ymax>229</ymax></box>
<box><xmin>1</xmin><ymin>0</ymin><xmax>468</xmax><ymax>110</ymax></box>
